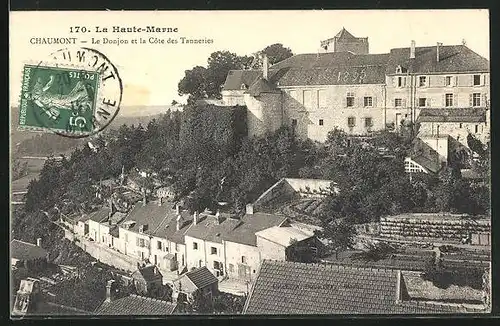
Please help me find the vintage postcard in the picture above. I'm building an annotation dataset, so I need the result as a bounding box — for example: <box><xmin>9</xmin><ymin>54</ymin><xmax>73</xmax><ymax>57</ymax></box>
<box><xmin>9</xmin><ymin>10</ymin><xmax>491</xmax><ymax>317</ymax></box>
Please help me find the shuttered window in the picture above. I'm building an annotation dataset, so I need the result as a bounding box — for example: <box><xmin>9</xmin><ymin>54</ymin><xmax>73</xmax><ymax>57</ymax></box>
<box><xmin>317</xmin><ymin>90</ymin><xmax>327</xmax><ymax>108</ymax></box>
<box><xmin>303</xmin><ymin>90</ymin><xmax>313</xmax><ymax>108</ymax></box>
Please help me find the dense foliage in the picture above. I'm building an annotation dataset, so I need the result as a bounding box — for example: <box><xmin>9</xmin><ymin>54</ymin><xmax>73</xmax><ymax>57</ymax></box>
<box><xmin>178</xmin><ymin>44</ymin><xmax>294</xmax><ymax>103</ymax></box>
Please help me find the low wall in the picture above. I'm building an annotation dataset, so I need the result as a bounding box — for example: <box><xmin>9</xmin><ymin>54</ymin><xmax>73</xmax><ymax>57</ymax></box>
<box><xmin>68</xmin><ymin>234</ymin><xmax>138</xmax><ymax>272</ymax></box>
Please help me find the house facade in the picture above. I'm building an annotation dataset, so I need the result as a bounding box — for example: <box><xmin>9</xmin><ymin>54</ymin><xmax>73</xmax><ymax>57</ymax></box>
<box><xmin>221</xmin><ymin>29</ymin><xmax>490</xmax><ymax>146</ymax></box>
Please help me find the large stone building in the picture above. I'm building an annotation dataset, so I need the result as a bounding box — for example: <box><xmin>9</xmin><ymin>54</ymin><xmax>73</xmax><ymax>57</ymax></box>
<box><xmin>221</xmin><ymin>29</ymin><xmax>490</xmax><ymax>145</ymax></box>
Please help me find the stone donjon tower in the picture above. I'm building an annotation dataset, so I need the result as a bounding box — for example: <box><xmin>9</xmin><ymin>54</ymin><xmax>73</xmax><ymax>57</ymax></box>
<box><xmin>320</xmin><ymin>28</ymin><xmax>369</xmax><ymax>54</ymax></box>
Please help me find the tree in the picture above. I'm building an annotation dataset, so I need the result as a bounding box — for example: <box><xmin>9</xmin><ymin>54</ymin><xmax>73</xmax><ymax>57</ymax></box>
<box><xmin>178</xmin><ymin>66</ymin><xmax>208</xmax><ymax>100</ymax></box>
<box><xmin>262</xmin><ymin>43</ymin><xmax>293</xmax><ymax>65</ymax></box>
<box><xmin>315</xmin><ymin>220</ymin><xmax>356</xmax><ymax>257</ymax></box>
<box><xmin>171</xmin><ymin>100</ymin><xmax>179</xmax><ymax>106</ymax></box>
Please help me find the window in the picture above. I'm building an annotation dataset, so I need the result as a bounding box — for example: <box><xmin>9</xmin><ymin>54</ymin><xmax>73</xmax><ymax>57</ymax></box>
<box><xmin>289</xmin><ymin>90</ymin><xmax>298</xmax><ymax>100</ymax></box>
<box><xmin>419</xmin><ymin>76</ymin><xmax>427</xmax><ymax>87</ymax></box>
<box><xmin>229</xmin><ymin>264</ymin><xmax>234</xmax><ymax>273</ymax></box>
<box><xmin>291</xmin><ymin>119</ymin><xmax>297</xmax><ymax>127</ymax></box>
<box><xmin>318</xmin><ymin>119</ymin><xmax>324</xmax><ymax>126</ymax></box>
<box><xmin>394</xmin><ymin>98</ymin><xmax>402</xmax><ymax>107</ymax></box>
<box><xmin>398</xmin><ymin>77</ymin><xmax>403</xmax><ymax>87</ymax></box>
<box><xmin>303</xmin><ymin>90</ymin><xmax>313</xmax><ymax>108</ymax></box>
<box><xmin>472</xmin><ymin>93</ymin><xmax>481</xmax><ymax>107</ymax></box>
<box><xmin>347</xmin><ymin>117</ymin><xmax>356</xmax><ymax>128</ymax></box>
<box><xmin>445</xmin><ymin>76</ymin><xmax>453</xmax><ymax>86</ymax></box>
<box><xmin>365</xmin><ymin>117</ymin><xmax>373</xmax><ymax>128</ymax></box>
<box><xmin>317</xmin><ymin>90</ymin><xmax>327</xmax><ymax>108</ymax></box>
<box><xmin>445</xmin><ymin>93</ymin><xmax>454</xmax><ymax>107</ymax></box>
<box><xmin>475</xmin><ymin>125</ymin><xmax>479</xmax><ymax>133</ymax></box>
<box><xmin>396</xmin><ymin>65</ymin><xmax>402</xmax><ymax>74</ymax></box>
<box><xmin>193</xmin><ymin>242</ymin><xmax>198</xmax><ymax>250</ymax></box>
<box><xmin>418</xmin><ymin>98</ymin><xmax>427</xmax><ymax>107</ymax></box>
<box><xmin>175</xmin><ymin>243</ymin><xmax>179</xmax><ymax>251</ymax></box>
<box><xmin>459</xmin><ymin>123</ymin><xmax>463</xmax><ymax>128</ymax></box>
<box><xmin>136</xmin><ymin>237</ymin><xmax>145</xmax><ymax>248</ymax></box>
<box><xmin>364</xmin><ymin>96</ymin><xmax>373</xmax><ymax>107</ymax></box>
<box><xmin>241</xmin><ymin>256</ymin><xmax>247</xmax><ymax>264</ymax></box>
<box><xmin>125</xmin><ymin>233</ymin><xmax>128</xmax><ymax>243</ymax></box>
<box><xmin>157</xmin><ymin>241</ymin><xmax>162</xmax><ymax>250</ymax></box>
<box><xmin>473</xmin><ymin>74</ymin><xmax>481</xmax><ymax>86</ymax></box>
<box><xmin>199</xmin><ymin>260</ymin><xmax>202</xmax><ymax>267</ymax></box>
<box><xmin>346</xmin><ymin>92</ymin><xmax>355</xmax><ymax>107</ymax></box>
<box><xmin>211</xmin><ymin>247</ymin><xmax>217</xmax><ymax>255</ymax></box>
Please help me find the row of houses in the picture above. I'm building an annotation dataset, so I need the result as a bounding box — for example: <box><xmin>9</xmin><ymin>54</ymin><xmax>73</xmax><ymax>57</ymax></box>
<box><xmin>73</xmin><ymin>195</ymin><xmax>322</xmax><ymax>285</ymax></box>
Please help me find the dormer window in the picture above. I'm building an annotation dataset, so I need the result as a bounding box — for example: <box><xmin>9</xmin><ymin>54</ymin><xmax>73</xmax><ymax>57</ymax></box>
<box><xmin>396</xmin><ymin>65</ymin><xmax>402</xmax><ymax>74</ymax></box>
<box><xmin>240</xmin><ymin>83</ymin><xmax>248</xmax><ymax>90</ymax></box>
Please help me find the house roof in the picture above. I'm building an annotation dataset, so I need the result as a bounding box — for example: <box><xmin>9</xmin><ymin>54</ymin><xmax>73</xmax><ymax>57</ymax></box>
<box><xmin>158</xmin><ymin>210</ymin><xmax>193</xmax><ymax>244</ymax></box>
<box><xmin>132</xmin><ymin>265</ymin><xmax>162</xmax><ymax>282</ymax></box>
<box><xmin>175</xmin><ymin>266</ymin><xmax>218</xmax><ymax>290</ymax></box>
<box><xmin>223</xmin><ymin>213</ymin><xmax>288</xmax><ymax>246</ymax></box>
<box><xmin>243</xmin><ymin>260</ymin><xmax>484</xmax><ymax>314</ymax></box>
<box><xmin>255</xmin><ymin>226</ymin><xmax>312</xmax><ymax>247</ymax></box>
<box><xmin>386</xmin><ymin>45</ymin><xmax>489</xmax><ymax>75</ymax></box>
<box><xmin>407</xmin><ymin>155</ymin><xmax>441</xmax><ymax>174</ymax></box>
<box><xmin>94</xmin><ymin>294</ymin><xmax>177</xmax><ymax>315</ymax></box>
<box><xmin>11</xmin><ymin>239</ymin><xmax>48</xmax><ymax>261</ymax></box>
<box><xmin>418</xmin><ymin>108</ymin><xmax>487</xmax><ymax>123</ymax></box>
<box><xmin>246</xmin><ymin>78</ymin><xmax>280</xmax><ymax>96</ymax></box>
<box><xmin>222</xmin><ymin>44</ymin><xmax>488</xmax><ymax>92</ymax></box>
<box><xmin>222</xmin><ymin>70</ymin><xmax>263</xmax><ymax>92</ymax></box>
<box><xmin>185</xmin><ymin>213</ymin><xmax>241</xmax><ymax>243</ymax></box>
<box><xmin>87</xmin><ymin>208</ymin><xmax>111</xmax><ymax>223</ymax></box>
<box><xmin>335</xmin><ymin>27</ymin><xmax>357</xmax><ymax>40</ymax></box>
<box><xmin>119</xmin><ymin>201</ymin><xmax>175</xmax><ymax>236</ymax></box>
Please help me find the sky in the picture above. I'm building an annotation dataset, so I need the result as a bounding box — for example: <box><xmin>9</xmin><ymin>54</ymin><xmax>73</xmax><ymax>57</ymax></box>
<box><xmin>10</xmin><ymin>10</ymin><xmax>489</xmax><ymax>112</ymax></box>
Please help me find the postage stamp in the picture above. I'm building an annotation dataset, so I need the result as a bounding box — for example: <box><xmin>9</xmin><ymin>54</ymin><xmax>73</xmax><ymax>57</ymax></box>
<box><xmin>18</xmin><ymin>47</ymin><xmax>123</xmax><ymax>138</ymax></box>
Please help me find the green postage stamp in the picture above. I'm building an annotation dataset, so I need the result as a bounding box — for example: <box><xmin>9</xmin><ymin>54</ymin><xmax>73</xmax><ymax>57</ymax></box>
<box><xmin>18</xmin><ymin>47</ymin><xmax>123</xmax><ymax>138</ymax></box>
<box><xmin>19</xmin><ymin>65</ymin><xmax>100</xmax><ymax>134</ymax></box>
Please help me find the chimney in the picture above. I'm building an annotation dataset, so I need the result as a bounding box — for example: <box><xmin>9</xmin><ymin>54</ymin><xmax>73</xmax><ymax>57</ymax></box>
<box><xmin>246</xmin><ymin>203</ymin><xmax>254</xmax><ymax>215</ymax></box>
<box><xmin>105</xmin><ymin>280</ymin><xmax>115</xmax><ymax>302</ymax></box>
<box><xmin>410</xmin><ymin>40</ymin><xmax>415</xmax><ymax>59</ymax></box>
<box><xmin>176</xmin><ymin>214</ymin><xmax>182</xmax><ymax>231</ymax></box>
<box><xmin>193</xmin><ymin>211</ymin><xmax>199</xmax><ymax>225</ymax></box>
<box><xmin>262</xmin><ymin>53</ymin><xmax>269</xmax><ymax>80</ymax></box>
<box><xmin>36</xmin><ymin>238</ymin><xmax>42</xmax><ymax>247</ymax></box>
<box><xmin>108</xmin><ymin>199</ymin><xmax>114</xmax><ymax>217</ymax></box>
<box><xmin>158</xmin><ymin>197</ymin><xmax>163</xmax><ymax>206</ymax></box>
<box><xmin>462</xmin><ymin>39</ymin><xmax>467</xmax><ymax>46</ymax></box>
<box><xmin>215</xmin><ymin>210</ymin><xmax>222</xmax><ymax>225</ymax></box>
<box><xmin>436</xmin><ymin>42</ymin><xmax>442</xmax><ymax>62</ymax></box>
<box><xmin>142</xmin><ymin>191</ymin><xmax>147</xmax><ymax>206</ymax></box>
<box><xmin>395</xmin><ymin>270</ymin><xmax>408</xmax><ymax>303</ymax></box>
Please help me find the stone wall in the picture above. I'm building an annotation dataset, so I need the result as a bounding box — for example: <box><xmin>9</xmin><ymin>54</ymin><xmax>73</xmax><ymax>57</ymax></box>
<box><xmin>68</xmin><ymin>234</ymin><xmax>139</xmax><ymax>272</ymax></box>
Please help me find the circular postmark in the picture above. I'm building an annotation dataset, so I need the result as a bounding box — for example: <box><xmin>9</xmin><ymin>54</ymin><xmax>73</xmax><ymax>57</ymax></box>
<box><xmin>19</xmin><ymin>47</ymin><xmax>122</xmax><ymax>138</ymax></box>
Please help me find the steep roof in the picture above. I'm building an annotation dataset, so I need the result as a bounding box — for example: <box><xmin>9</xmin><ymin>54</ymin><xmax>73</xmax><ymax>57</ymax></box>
<box><xmin>87</xmin><ymin>207</ymin><xmax>110</xmax><ymax>223</ymax></box>
<box><xmin>335</xmin><ymin>27</ymin><xmax>357</xmax><ymax>40</ymax></box>
<box><xmin>222</xmin><ymin>44</ymin><xmax>488</xmax><ymax>92</ymax></box>
<box><xmin>223</xmin><ymin>213</ymin><xmax>287</xmax><ymax>246</ymax></box>
<box><xmin>185</xmin><ymin>214</ymin><xmax>240</xmax><ymax>243</ymax></box>
<box><xmin>418</xmin><ymin>108</ymin><xmax>487</xmax><ymax>123</ymax></box>
<box><xmin>95</xmin><ymin>294</ymin><xmax>177</xmax><ymax>315</ymax></box>
<box><xmin>132</xmin><ymin>265</ymin><xmax>162</xmax><ymax>282</ymax></box>
<box><xmin>246</xmin><ymin>78</ymin><xmax>280</xmax><ymax>96</ymax></box>
<box><xmin>11</xmin><ymin>239</ymin><xmax>48</xmax><ymax>261</ymax></box>
<box><xmin>386</xmin><ymin>45</ymin><xmax>489</xmax><ymax>75</ymax></box>
<box><xmin>243</xmin><ymin>260</ymin><xmax>485</xmax><ymax>314</ymax></box>
<box><xmin>175</xmin><ymin>266</ymin><xmax>218</xmax><ymax>290</ymax></box>
<box><xmin>159</xmin><ymin>210</ymin><xmax>193</xmax><ymax>244</ymax></box>
<box><xmin>222</xmin><ymin>70</ymin><xmax>262</xmax><ymax>92</ymax></box>
<box><xmin>255</xmin><ymin>226</ymin><xmax>313</xmax><ymax>247</ymax></box>
<box><xmin>119</xmin><ymin>201</ymin><xmax>174</xmax><ymax>236</ymax></box>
